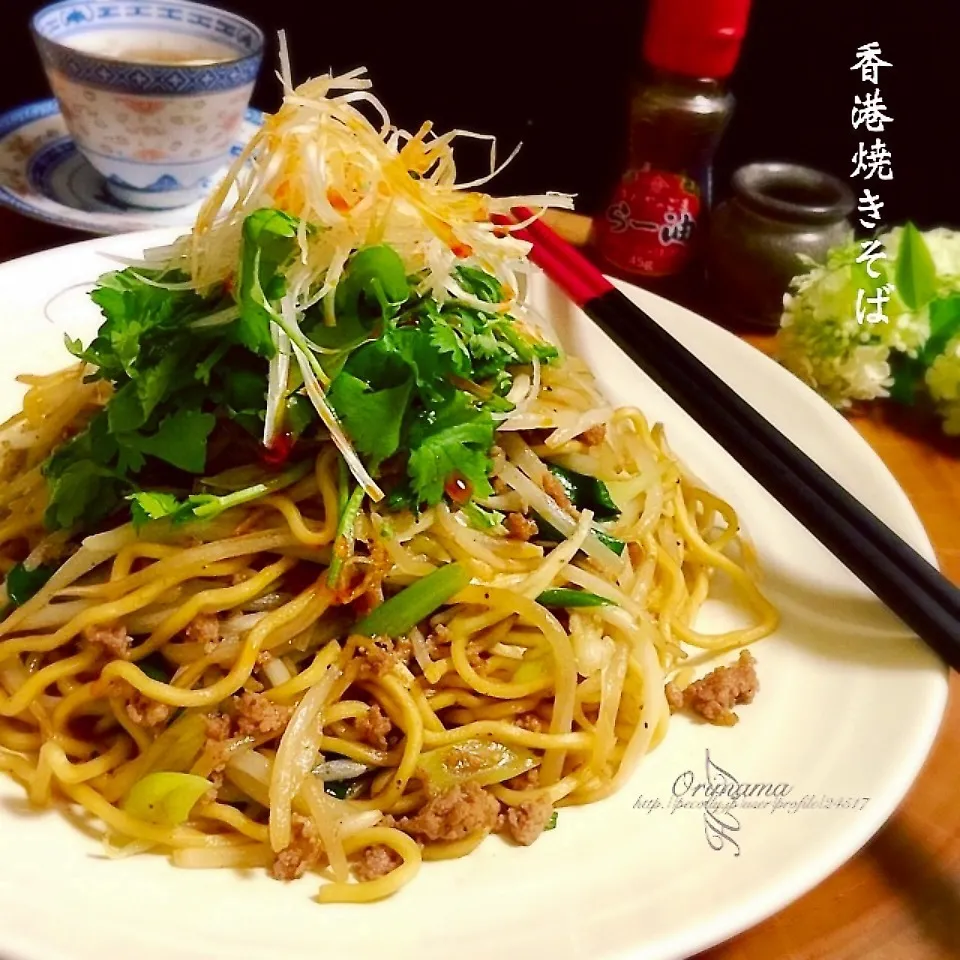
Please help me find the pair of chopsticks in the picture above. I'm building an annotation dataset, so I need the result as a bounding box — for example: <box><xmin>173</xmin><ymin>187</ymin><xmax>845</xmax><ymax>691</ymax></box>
<box><xmin>503</xmin><ymin>205</ymin><xmax>960</xmax><ymax>672</ymax></box>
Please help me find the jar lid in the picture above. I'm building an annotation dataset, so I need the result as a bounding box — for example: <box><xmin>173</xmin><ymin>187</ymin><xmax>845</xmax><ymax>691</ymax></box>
<box><xmin>642</xmin><ymin>0</ymin><xmax>752</xmax><ymax>80</ymax></box>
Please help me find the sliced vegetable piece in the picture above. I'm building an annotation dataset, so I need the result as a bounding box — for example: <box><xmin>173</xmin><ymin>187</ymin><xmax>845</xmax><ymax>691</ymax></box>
<box><xmin>513</xmin><ymin>657</ymin><xmax>548</xmax><ymax>684</ymax></box>
<box><xmin>461</xmin><ymin>501</ymin><xmax>504</xmax><ymax>530</ymax></box>
<box><xmin>416</xmin><ymin>738</ymin><xmax>537</xmax><ymax>792</ymax></box>
<box><xmin>323</xmin><ymin>779</ymin><xmax>365</xmax><ymax>800</ymax></box>
<box><xmin>355</xmin><ymin>562</ymin><xmax>470</xmax><ymax>638</ymax></box>
<box><xmin>536</xmin><ymin>588</ymin><xmax>614</xmax><ymax>609</ymax></box>
<box><xmin>121</xmin><ymin>772</ymin><xmax>212</xmax><ymax>825</ymax></box>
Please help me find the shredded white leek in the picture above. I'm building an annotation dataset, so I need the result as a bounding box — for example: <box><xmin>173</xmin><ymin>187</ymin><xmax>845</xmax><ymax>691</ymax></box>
<box><xmin>154</xmin><ymin>56</ymin><xmax>574</xmax><ymax>507</ymax></box>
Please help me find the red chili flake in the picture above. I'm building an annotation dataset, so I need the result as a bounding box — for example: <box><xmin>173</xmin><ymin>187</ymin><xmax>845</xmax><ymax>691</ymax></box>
<box><xmin>261</xmin><ymin>433</ymin><xmax>295</xmax><ymax>468</ymax></box>
<box><xmin>327</xmin><ymin>187</ymin><xmax>352</xmax><ymax>213</ymax></box>
<box><xmin>444</xmin><ymin>473</ymin><xmax>472</xmax><ymax>505</ymax></box>
<box><xmin>450</xmin><ymin>242</ymin><xmax>473</xmax><ymax>259</ymax></box>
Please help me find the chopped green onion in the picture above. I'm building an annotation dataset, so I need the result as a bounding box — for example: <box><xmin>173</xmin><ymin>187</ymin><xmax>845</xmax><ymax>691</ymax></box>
<box><xmin>355</xmin><ymin>562</ymin><xmax>470</xmax><ymax>638</ymax></box>
<box><xmin>547</xmin><ymin>464</ymin><xmax>620</xmax><ymax>521</ymax></box>
<box><xmin>545</xmin><ymin>810</ymin><xmax>558</xmax><ymax>830</ymax></box>
<box><xmin>138</xmin><ymin>653</ymin><xmax>172</xmax><ymax>683</ymax></box>
<box><xmin>336</xmin><ymin>454</ymin><xmax>349</xmax><ymax>516</ymax></box>
<box><xmin>533</xmin><ymin>513</ymin><xmax>626</xmax><ymax>557</ymax></box>
<box><xmin>323</xmin><ymin>779</ymin><xmax>364</xmax><ymax>800</ymax></box>
<box><xmin>4</xmin><ymin>562</ymin><xmax>57</xmax><ymax>608</ymax></box>
<box><xmin>536</xmin><ymin>588</ymin><xmax>614</xmax><ymax>609</ymax></box>
<box><xmin>328</xmin><ymin>484</ymin><xmax>365</xmax><ymax>588</ymax></box>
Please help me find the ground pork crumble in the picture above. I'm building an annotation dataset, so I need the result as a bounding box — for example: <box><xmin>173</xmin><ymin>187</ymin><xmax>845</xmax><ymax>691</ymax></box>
<box><xmin>665</xmin><ymin>651</ymin><xmax>759</xmax><ymax>726</ymax></box>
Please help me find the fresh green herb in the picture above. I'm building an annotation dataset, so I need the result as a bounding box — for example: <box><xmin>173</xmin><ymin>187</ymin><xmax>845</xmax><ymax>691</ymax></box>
<box><xmin>285</xmin><ymin>394</ymin><xmax>316</xmax><ymax>439</ymax></box>
<box><xmin>327</xmin><ymin>363</ymin><xmax>414</xmax><ymax>467</ymax></box>
<box><xmin>355</xmin><ymin>562</ymin><xmax>471</xmax><ymax>638</ymax></box>
<box><xmin>546</xmin><ymin>464</ymin><xmax>620</xmax><ymax>521</ymax></box>
<box><xmin>4</xmin><ymin>562</ymin><xmax>57</xmax><ymax>607</ymax></box>
<box><xmin>334</xmin><ymin>245</ymin><xmax>410</xmax><ymax>322</ymax></box>
<box><xmin>128</xmin><ymin>460</ymin><xmax>311</xmax><ymax>529</ymax></box>
<box><xmin>407</xmin><ymin>393</ymin><xmax>495</xmax><ymax>506</ymax></box>
<box><xmin>536</xmin><ymin>588</ymin><xmax>614</xmax><ymax>609</ymax></box>
<box><xmin>237</xmin><ymin>208</ymin><xmax>302</xmax><ymax>357</ymax></box>
<box><xmin>545</xmin><ymin>810</ymin><xmax>558</xmax><ymax>831</ymax></box>
<box><xmin>45</xmin><ymin>226</ymin><xmax>561</xmax><ymax>533</ymax></box>
<box><xmin>384</xmin><ymin>482</ymin><xmax>418</xmax><ymax>513</ymax></box>
<box><xmin>316</xmin><ymin>246</ymin><xmax>558</xmax><ymax>508</ymax></box>
<box><xmin>47</xmin><ymin>260</ymin><xmax>270</xmax><ymax>531</ymax></box>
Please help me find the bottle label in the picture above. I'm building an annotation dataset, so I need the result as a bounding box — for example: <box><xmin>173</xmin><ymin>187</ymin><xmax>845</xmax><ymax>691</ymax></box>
<box><xmin>595</xmin><ymin>169</ymin><xmax>701</xmax><ymax>278</ymax></box>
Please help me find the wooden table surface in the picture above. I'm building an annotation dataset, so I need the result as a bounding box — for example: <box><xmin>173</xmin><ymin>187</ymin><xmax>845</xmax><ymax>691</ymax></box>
<box><xmin>2</xmin><ymin>206</ymin><xmax>959</xmax><ymax>959</ymax></box>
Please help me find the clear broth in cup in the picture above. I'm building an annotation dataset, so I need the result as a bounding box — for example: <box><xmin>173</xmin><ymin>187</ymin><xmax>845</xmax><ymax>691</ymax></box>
<box><xmin>64</xmin><ymin>32</ymin><xmax>239</xmax><ymax>66</ymax></box>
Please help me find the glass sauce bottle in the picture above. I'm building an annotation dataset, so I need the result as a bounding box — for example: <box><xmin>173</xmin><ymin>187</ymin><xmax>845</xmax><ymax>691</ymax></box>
<box><xmin>594</xmin><ymin>0</ymin><xmax>751</xmax><ymax>302</ymax></box>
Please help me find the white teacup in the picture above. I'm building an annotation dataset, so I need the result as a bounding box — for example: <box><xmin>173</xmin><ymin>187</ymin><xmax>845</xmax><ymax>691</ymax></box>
<box><xmin>31</xmin><ymin>0</ymin><xmax>263</xmax><ymax>210</ymax></box>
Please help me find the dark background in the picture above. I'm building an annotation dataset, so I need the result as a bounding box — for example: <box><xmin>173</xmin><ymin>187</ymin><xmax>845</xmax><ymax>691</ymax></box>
<box><xmin>2</xmin><ymin>1</ymin><xmax>953</xmax><ymax>228</ymax></box>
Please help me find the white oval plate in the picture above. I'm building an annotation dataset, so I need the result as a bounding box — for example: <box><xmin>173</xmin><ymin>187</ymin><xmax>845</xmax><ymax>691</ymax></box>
<box><xmin>0</xmin><ymin>100</ymin><xmax>262</xmax><ymax>235</ymax></box>
<box><xmin>0</xmin><ymin>230</ymin><xmax>947</xmax><ymax>960</ymax></box>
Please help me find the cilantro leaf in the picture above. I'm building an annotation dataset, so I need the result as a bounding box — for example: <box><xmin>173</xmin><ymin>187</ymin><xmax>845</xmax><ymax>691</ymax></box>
<box><xmin>334</xmin><ymin>245</ymin><xmax>410</xmax><ymax>324</ymax></box>
<box><xmin>328</xmin><ymin>371</ymin><xmax>413</xmax><ymax>465</ymax></box>
<box><xmin>107</xmin><ymin>350</ymin><xmax>191</xmax><ymax>434</ymax></box>
<box><xmin>4</xmin><ymin>562</ymin><xmax>57</xmax><ymax>607</ymax></box>
<box><xmin>44</xmin><ymin>461</ymin><xmax>126</xmax><ymax>531</ymax></box>
<box><xmin>74</xmin><ymin>268</ymin><xmax>228</xmax><ymax>381</ymax></box>
<box><xmin>285</xmin><ymin>394</ymin><xmax>316</xmax><ymax>439</ymax></box>
<box><xmin>455</xmin><ymin>265</ymin><xmax>503</xmax><ymax>303</ymax></box>
<box><xmin>121</xmin><ymin>408</ymin><xmax>217</xmax><ymax>473</ymax></box>
<box><xmin>408</xmin><ymin>394</ymin><xmax>495</xmax><ymax>505</ymax></box>
<box><xmin>128</xmin><ymin>491</ymin><xmax>182</xmax><ymax>528</ymax></box>
<box><xmin>429</xmin><ymin>322</ymin><xmax>470</xmax><ymax>377</ymax></box>
<box><xmin>237</xmin><ymin>209</ymin><xmax>301</xmax><ymax>357</ymax></box>
<box><xmin>128</xmin><ymin>461</ymin><xmax>310</xmax><ymax>529</ymax></box>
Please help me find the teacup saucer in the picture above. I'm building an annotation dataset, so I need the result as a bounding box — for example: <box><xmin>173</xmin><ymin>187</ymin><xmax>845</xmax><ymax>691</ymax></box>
<box><xmin>0</xmin><ymin>98</ymin><xmax>262</xmax><ymax>235</ymax></box>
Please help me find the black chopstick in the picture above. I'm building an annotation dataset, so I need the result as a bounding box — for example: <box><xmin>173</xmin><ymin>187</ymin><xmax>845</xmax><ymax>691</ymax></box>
<box><xmin>507</xmin><ymin>207</ymin><xmax>960</xmax><ymax>671</ymax></box>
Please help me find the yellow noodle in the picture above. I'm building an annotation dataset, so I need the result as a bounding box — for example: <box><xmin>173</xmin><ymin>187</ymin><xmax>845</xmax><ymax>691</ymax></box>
<box><xmin>0</xmin><ymin>335</ymin><xmax>777</xmax><ymax>907</ymax></box>
<box><xmin>316</xmin><ymin>826</ymin><xmax>421</xmax><ymax>903</ymax></box>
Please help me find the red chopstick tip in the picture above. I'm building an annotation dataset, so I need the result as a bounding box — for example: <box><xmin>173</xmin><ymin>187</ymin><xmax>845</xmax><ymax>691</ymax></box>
<box><xmin>490</xmin><ymin>208</ymin><xmax>613</xmax><ymax>308</ymax></box>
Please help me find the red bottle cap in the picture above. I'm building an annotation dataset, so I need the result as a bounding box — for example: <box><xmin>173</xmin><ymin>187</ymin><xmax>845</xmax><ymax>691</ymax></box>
<box><xmin>642</xmin><ymin>0</ymin><xmax>751</xmax><ymax>80</ymax></box>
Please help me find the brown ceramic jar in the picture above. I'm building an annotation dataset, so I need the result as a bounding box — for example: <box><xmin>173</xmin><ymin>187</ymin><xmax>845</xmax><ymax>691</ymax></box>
<box><xmin>706</xmin><ymin>162</ymin><xmax>855</xmax><ymax>328</ymax></box>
